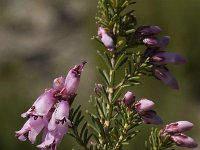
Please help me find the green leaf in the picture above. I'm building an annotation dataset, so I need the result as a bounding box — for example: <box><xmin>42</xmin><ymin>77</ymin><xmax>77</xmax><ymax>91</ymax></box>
<box><xmin>84</xmin><ymin>129</ymin><xmax>89</xmax><ymax>144</ymax></box>
<box><xmin>96</xmin><ymin>67</ymin><xmax>110</xmax><ymax>85</ymax></box>
<box><xmin>80</xmin><ymin>122</ymin><xmax>88</xmax><ymax>139</ymax></box>
<box><xmin>71</xmin><ymin>105</ymin><xmax>81</xmax><ymax>121</ymax></box>
<box><xmin>115</xmin><ymin>53</ymin><xmax>128</xmax><ymax>69</ymax></box>
<box><xmin>97</xmin><ymin>50</ymin><xmax>112</xmax><ymax>69</ymax></box>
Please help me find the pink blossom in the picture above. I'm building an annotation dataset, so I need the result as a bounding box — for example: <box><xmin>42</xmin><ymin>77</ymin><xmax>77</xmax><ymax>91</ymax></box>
<box><xmin>64</xmin><ymin>62</ymin><xmax>86</xmax><ymax>99</ymax></box>
<box><xmin>15</xmin><ymin>115</ymin><xmax>48</xmax><ymax>144</ymax></box>
<box><xmin>37</xmin><ymin>100</ymin><xmax>70</xmax><ymax>149</ymax></box>
<box><xmin>171</xmin><ymin>133</ymin><xmax>198</xmax><ymax>148</ymax></box>
<box><xmin>135</xmin><ymin>99</ymin><xmax>154</xmax><ymax>113</ymax></box>
<box><xmin>98</xmin><ymin>27</ymin><xmax>115</xmax><ymax>51</ymax></box>
<box><xmin>123</xmin><ymin>91</ymin><xmax>135</xmax><ymax>106</ymax></box>
<box><xmin>163</xmin><ymin>121</ymin><xmax>194</xmax><ymax>134</ymax></box>
<box><xmin>21</xmin><ymin>89</ymin><xmax>56</xmax><ymax>118</ymax></box>
<box><xmin>53</xmin><ymin>76</ymin><xmax>65</xmax><ymax>91</ymax></box>
<box><xmin>150</xmin><ymin>52</ymin><xmax>186</xmax><ymax>65</ymax></box>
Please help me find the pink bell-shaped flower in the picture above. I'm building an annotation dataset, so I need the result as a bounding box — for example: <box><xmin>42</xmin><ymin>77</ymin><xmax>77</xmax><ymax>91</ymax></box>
<box><xmin>21</xmin><ymin>89</ymin><xmax>56</xmax><ymax>118</ymax></box>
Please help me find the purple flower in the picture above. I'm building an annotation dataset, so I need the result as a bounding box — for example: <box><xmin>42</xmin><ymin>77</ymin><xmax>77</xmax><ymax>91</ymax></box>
<box><xmin>163</xmin><ymin>121</ymin><xmax>194</xmax><ymax>134</ymax></box>
<box><xmin>48</xmin><ymin>100</ymin><xmax>70</xmax><ymax>131</ymax></box>
<box><xmin>53</xmin><ymin>76</ymin><xmax>65</xmax><ymax>91</ymax></box>
<box><xmin>21</xmin><ymin>89</ymin><xmax>56</xmax><ymax>118</ymax></box>
<box><xmin>37</xmin><ymin>100</ymin><xmax>70</xmax><ymax>149</ymax></box>
<box><xmin>150</xmin><ymin>51</ymin><xmax>187</xmax><ymax>65</ymax></box>
<box><xmin>171</xmin><ymin>133</ymin><xmax>198</xmax><ymax>148</ymax></box>
<box><xmin>135</xmin><ymin>99</ymin><xmax>154</xmax><ymax>113</ymax></box>
<box><xmin>98</xmin><ymin>27</ymin><xmax>115</xmax><ymax>51</ymax></box>
<box><xmin>123</xmin><ymin>91</ymin><xmax>135</xmax><ymax>106</ymax></box>
<box><xmin>15</xmin><ymin>115</ymin><xmax>48</xmax><ymax>144</ymax></box>
<box><xmin>143</xmin><ymin>36</ymin><xmax>170</xmax><ymax>50</ymax></box>
<box><xmin>64</xmin><ymin>62</ymin><xmax>86</xmax><ymax>99</ymax></box>
<box><xmin>135</xmin><ymin>25</ymin><xmax>161</xmax><ymax>36</ymax></box>
<box><xmin>37</xmin><ymin>125</ymin><xmax>68</xmax><ymax>150</ymax></box>
<box><xmin>152</xmin><ymin>66</ymin><xmax>179</xmax><ymax>89</ymax></box>
<box><xmin>141</xmin><ymin>110</ymin><xmax>163</xmax><ymax>125</ymax></box>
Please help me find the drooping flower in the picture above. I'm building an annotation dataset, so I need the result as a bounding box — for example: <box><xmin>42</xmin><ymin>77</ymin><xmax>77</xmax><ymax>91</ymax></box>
<box><xmin>161</xmin><ymin>121</ymin><xmax>197</xmax><ymax>148</ymax></box>
<box><xmin>16</xmin><ymin>63</ymin><xmax>85</xmax><ymax>149</ymax></box>
<box><xmin>162</xmin><ymin>121</ymin><xmax>194</xmax><ymax>134</ymax></box>
<box><xmin>135</xmin><ymin>99</ymin><xmax>154</xmax><ymax>113</ymax></box>
<box><xmin>171</xmin><ymin>133</ymin><xmax>198</xmax><ymax>148</ymax></box>
<box><xmin>150</xmin><ymin>51</ymin><xmax>187</xmax><ymax>65</ymax></box>
<box><xmin>152</xmin><ymin>66</ymin><xmax>179</xmax><ymax>89</ymax></box>
<box><xmin>37</xmin><ymin>100</ymin><xmax>70</xmax><ymax>150</ymax></box>
<box><xmin>98</xmin><ymin>27</ymin><xmax>115</xmax><ymax>51</ymax></box>
<box><xmin>135</xmin><ymin>25</ymin><xmax>161</xmax><ymax>36</ymax></box>
<box><xmin>142</xmin><ymin>36</ymin><xmax>170</xmax><ymax>50</ymax></box>
<box><xmin>141</xmin><ymin>110</ymin><xmax>163</xmax><ymax>125</ymax></box>
<box><xmin>134</xmin><ymin>99</ymin><xmax>163</xmax><ymax>125</ymax></box>
<box><xmin>21</xmin><ymin>89</ymin><xmax>56</xmax><ymax>118</ymax></box>
<box><xmin>15</xmin><ymin>115</ymin><xmax>48</xmax><ymax>144</ymax></box>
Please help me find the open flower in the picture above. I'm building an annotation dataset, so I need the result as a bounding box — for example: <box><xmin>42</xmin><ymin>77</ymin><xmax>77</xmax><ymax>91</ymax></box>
<box><xmin>15</xmin><ymin>115</ymin><xmax>48</xmax><ymax>144</ymax></box>
<box><xmin>37</xmin><ymin>100</ymin><xmax>70</xmax><ymax>150</ymax></box>
<box><xmin>16</xmin><ymin>63</ymin><xmax>85</xmax><ymax>149</ymax></box>
<box><xmin>21</xmin><ymin>89</ymin><xmax>56</xmax><ymax>118</ymax></box>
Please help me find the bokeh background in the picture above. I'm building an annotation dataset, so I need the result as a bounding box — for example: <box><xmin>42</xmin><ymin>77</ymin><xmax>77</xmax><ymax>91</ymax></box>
<box><xmin>0</xmin><ymin>0</ymin><xmax>199</xmax><ymax>149</ymax></box>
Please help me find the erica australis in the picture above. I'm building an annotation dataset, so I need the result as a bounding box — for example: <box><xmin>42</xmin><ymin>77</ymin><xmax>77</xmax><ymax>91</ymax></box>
<box><xmin>16</xmin><ymin>62</ymin><xmax>85</xmax><ymax>149</ymax></box>
<box><xmin>16</xmin><ymin>0</ymin><xmax>197</xmax><ymax>150</ymax></box>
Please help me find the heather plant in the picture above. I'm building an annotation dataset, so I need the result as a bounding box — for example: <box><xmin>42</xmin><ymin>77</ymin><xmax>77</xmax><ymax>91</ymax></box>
<box><xmin>16</xmin><ymin>0</ymin><xmax>197</xmax><ymax>150</ymax></box>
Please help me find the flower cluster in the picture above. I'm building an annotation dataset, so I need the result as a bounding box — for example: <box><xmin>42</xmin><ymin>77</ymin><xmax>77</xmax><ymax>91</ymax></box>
<box><xmin>16</xmin><ymin>62</ymin><xmax>86</xmax><ymax>149</ymax></box>
<box><xmin>122</xmin><ymin>91</ymin><xmax>163</xmax><ymax>125</ymax></box>
<box><xmin>161</xmin><ymin>121</ymin><xmax>198</xmax><ymax>148</ymax></box>
<box><xmin>135</xmin><ymin>25</ymin><xmax>186</xmax><ymax>89</ymax></box>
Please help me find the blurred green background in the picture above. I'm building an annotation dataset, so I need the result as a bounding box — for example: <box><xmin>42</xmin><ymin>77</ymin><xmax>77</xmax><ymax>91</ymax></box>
<box><xmin>0</xmin><ymin>0</ymin><xmax>199</xmax><ymax>149</ymax></box>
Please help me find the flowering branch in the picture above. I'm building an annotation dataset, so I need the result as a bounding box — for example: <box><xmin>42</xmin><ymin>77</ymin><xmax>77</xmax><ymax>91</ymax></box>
<box><xmin>15</xmin><ymin>0</ymin><xmax>198</xmax><ymax>150</ymax></box>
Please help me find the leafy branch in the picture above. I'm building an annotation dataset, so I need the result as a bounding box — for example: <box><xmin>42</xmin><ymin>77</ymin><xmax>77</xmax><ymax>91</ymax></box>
<box><xmin>145</xmin><ymin>128</ymin><xmax>175</xmax><ymax>150</ymax></box>
<box><xmin>68</xmin><ymin>105</ymin><xmax>93</xmax><ymax>150</ymax></box>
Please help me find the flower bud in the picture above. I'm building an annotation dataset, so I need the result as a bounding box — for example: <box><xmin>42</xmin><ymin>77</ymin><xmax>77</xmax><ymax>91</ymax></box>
<box><xmin>141</xmin><ymin>110</ymin><xmax>163</xmax><ymax>125</ymax></box>
<box><xmin>150</xmin><ymin>52</ymin><xmax>187</xmax><ymax>65</ymax></box>
<box><xmin>64</xmin><ymin>62</ymin><xmax>86</xmax><ymax>97</ymax></box>
<box><xmin>143</xmin><ymin>36</ymin><xmax>170</xmax><ymax>49</ymax></box>
<box><xmin>53</xmin><ymin>76</ymin><xmax>65</xmax><ymax>91</ymax></box>
<box><xmin>171</xmin><ymin>133</ymin><xmax>198</xmax><ymax>148</ymax></box>
<box><xmin>163</xmin><ymin>121</ymin><xmax>194</xmax><ymax>134</ymax></box>
<box><xmin>123</xmin><ymin>91</ymin><xmax>135</xmax><ymax>106</ymax></box>
<box><xmin>136</xmin><ymin>25</ymin><xmax>161</xmax><ymax>36</ymax></box>
<box><xmin>153</xmin><ymin>66</ymin><xmax>179</xmax><ymax>89</ymax></box>
<box><xmin>135</xmin><ymin>99</ymin><xmax>154</xmax><ymax>113</ymax></box>
<box><xmin>98</xmin><ymin>27</ymin><xmax>115</xmax><ymax>51</ymax></box>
